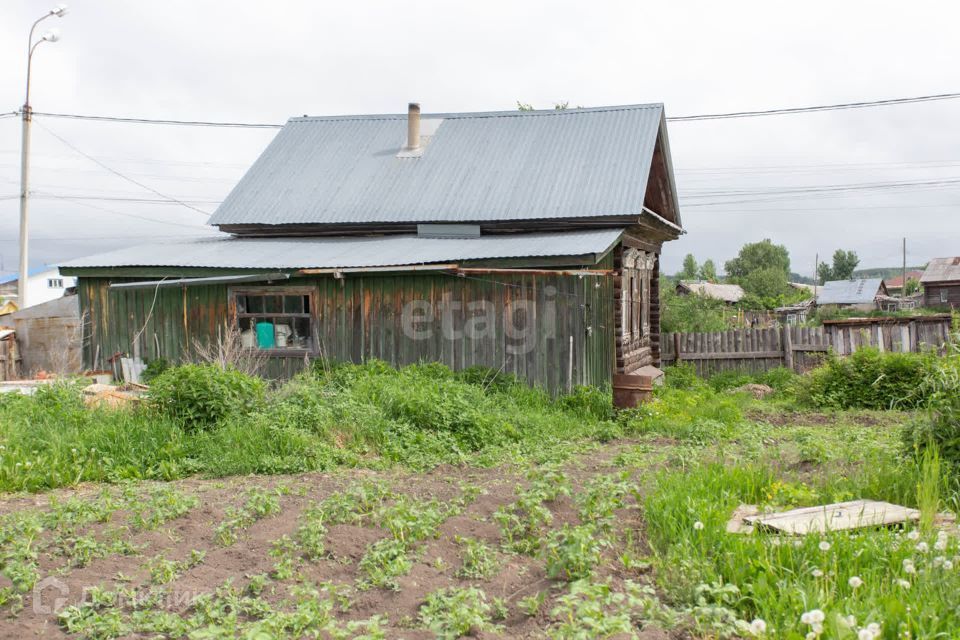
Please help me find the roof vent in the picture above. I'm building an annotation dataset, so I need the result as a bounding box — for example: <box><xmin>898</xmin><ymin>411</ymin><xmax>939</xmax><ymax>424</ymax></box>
<box><xmin>406</xmin><ymin>103</ymin><xmax>421</xmax><ymax>151</ymax></box>
<box><xmin>397</xmin><ymin>103</ymin><xmax>443</xmax><ymax>159</ymax></box>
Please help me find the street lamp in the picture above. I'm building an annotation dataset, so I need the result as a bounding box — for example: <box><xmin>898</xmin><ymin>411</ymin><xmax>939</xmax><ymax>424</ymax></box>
<box><xmin>18</xmin><ymin>4</ymin><xmax>68</xmax><ymax>308</ymax></box>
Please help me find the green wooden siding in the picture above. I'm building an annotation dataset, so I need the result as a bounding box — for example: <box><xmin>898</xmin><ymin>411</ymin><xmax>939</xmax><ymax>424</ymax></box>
<box><xmin>78</xmin><ymin>261</ymin><xmax>615</xmax><ymax>394</ymax></box>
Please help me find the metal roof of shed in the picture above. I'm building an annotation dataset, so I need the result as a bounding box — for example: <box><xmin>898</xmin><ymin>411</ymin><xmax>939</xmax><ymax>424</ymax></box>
<box><xmin>676</xmin><ymin>281</ymin><xmax>745</xmax><ymax>303</ymax></box>
<box><xmin>815</xmin><ymin>278</ymin><xmax>885</xmax><ymax>305</ymax></box>
<box><xmin>208</xmin><ymin>104</ymin><xmax>671</xmax><ymax>226</ymax></box>
<box><xmin>60</xmin><ymin>229</ymin><xmax>624</xmax><ymax>271</ymax></box>
<box><xmin>920</xmin><ymin>257</ymin><xmax>960</xmax><ymax>283</ymax></box>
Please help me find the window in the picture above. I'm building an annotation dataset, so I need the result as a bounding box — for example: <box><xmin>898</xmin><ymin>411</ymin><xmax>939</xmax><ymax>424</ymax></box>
<box><xmin>941</xmin><ymin>290</ymin><xmax>949</xmax><ymax>304</ymax></box>
<box><xmin>621</xmin><ymin>248</ymin><xmax>653</xmax><ymax>342</ymax></box>
<box><xmin>47</xmin><ymin>278</ymin><xmax>64</xmax><ymax>288</ymax></box>
<box><xmin>230</xmin><ymin>287</ymin><xmax>316</xmax><ymax>353</ymax></box>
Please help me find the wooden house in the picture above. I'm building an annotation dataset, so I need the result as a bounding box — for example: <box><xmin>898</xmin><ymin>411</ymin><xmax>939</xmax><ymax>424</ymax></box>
<box><xmin>61</xmin><ymin>104</ymin><xmax>684</xmax><ymax>398</ymax></box>
<box><xmin>920</xmin><ymin>257</ymin><xmax>960</xmax><ymax>308</ymax></box>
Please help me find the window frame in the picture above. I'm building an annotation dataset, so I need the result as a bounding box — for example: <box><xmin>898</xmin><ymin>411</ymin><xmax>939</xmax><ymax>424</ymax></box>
<box><xmin>621</xmin><ymin>248</ymin><xmax>653</xmax><ymax>343</ymax></box>
<box><xmin>47</xmin><ymin>278</ymin><xmax>64</xmax><ymax>289</ymax></box>
<box><xmin>940</xmin><ymin>289</ymin><xmax>949</xmax><ymax>304</ymax></box>
<box><xmin>228</xmin><ymin>286</ymin><xmax>318</xmax><ymax>356</ymax></box>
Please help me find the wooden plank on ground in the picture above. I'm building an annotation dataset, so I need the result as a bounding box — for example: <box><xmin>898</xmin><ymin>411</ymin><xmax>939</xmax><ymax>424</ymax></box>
<box><xmin>743</xmin><ymin>500</ymin><xmax>919</xmax><ymax>535</ymax></box>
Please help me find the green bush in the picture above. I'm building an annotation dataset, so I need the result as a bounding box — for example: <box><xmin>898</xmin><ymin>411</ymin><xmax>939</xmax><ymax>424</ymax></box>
<box><xmin>797</xmin><ymin>349</ymin><xmax>932</xmax><ymax>410</ymax></box>
<box><xmin>148</xmin><ymin>364</ymin><xmax>266</xmax><ymax>430</ymax></box>
<box><xmin>904</xmin><ymin>338</ymin><xmax>960</xmax><ymax>468</ymax></box>
<box><xmin>662</xmin><ymin>363</ymin><xmax>703</xmax><ymax>391</ymax></box>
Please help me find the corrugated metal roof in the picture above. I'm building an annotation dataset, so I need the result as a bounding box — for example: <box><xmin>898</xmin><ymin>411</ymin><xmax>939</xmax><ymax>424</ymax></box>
<box><xmin>208</xmin><ymin>104</ymin><xmax>667</xmax><ymax>226</ymax></box>
<box><xmin>677</xmin><ymin>281</ymin><xmax>745</xmax><ymax>303</ymax></box>
<box><xmin>920</xmin><ymin>257</ymin><xmax>960</xmax><ymax>283</ymax></box>
<box><xmin>816</xmin><ymin>278</ymin><xmax>884</xmax><ymax>305</ymax></box>
<box><xmin>60</xmin><ymin>229</ymin><xmax>624</xmax><ymax>270</ymax></box>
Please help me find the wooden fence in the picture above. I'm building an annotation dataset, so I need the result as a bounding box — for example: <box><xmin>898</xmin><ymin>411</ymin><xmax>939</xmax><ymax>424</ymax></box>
<box><xmin>661</xmin><ymin>315</ymin><xmax>954</xmax><ymax>376</ymax></box>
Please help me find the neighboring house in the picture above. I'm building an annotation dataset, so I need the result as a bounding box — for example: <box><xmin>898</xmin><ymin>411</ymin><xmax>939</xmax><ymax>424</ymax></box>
<box><xmin>789</xmin><ymin>282</ymin><xmax>817</xmax><ymax>294</ymax></box>
<box><xmin>883</xmin><ymin>271</ymin><xmax>924</xmax><ymax>296</ymax></box>
<box><xmin>61</xmin><ymin>104</ymin><xmax>684</xmax><ymax>395</ymax></box>
<box><xmin>675</xmin><ymin>281</ymin><xmax>744</xmax><ymax>304</ymax></box>
<box><xmin>815</xmin><ymin>278</ymin><xmax>889</xmax><ymax>311</ymax></box>
<box><xmin>920</xmin><ymin>257</ymin><xmax>960</xmax><ymax>308</ymax></box>
<box><xmin>0</xmin><ymin>266</ymin><xmax>76</xmax><ymax>310</ymax></box>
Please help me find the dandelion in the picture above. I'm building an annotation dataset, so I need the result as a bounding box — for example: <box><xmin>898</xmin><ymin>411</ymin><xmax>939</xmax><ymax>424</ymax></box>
<box><xmin>916</xmin><ymin>541</ymin><xmax>929</xmax><ymax>553</ymax></box>
<box><xmin>903</xmin><ymin>559</ymin><xmax>916</xmax><ymax>574</ymax></box>
<box><xmin>812</xmin><ymin>568</ymin><xmax>824</xmax><ymax>578</ymax></box>
<box><xmin>693</xmin><ymin>521</ymin><xmax>704</xmax><ymax>531</ymax></box>
<box><xmin>845</xmin><ymin>615</ymin><xmax>857</xmax><ymax>627</ymax></box>
<box><xmin>944</xmin><ymin>560</ymin><xmax>954</xmax><ymax>570</ymax></box>
<box><xmin>859</xmin><ymin>629</ymin><xmax>878</xmax><ymax>640</ymax></box>
<box><xmin>819</xmin><ymin>541</ymin><xmax>831</xmax><ymax>552</ymax></box>
<box><xmin>749</xmin><ymin>618</ymin><xmax>767</xmax><ymax>635</ymax></box>
<box><xmin>897</xmin><ymin>579</ymin><xmax>911</xmax><ymax>589</ymax></box>
<box><xmin>848</xmin><ymin>576</ymin><xmax>863</xmax><ymax>588</ymax></box>
<box><xmin>935</xmin><ymin>538</ymin><xmax>948</xmax><ymax>552</ymax></box>
<box><xmin>907</xmin><ymin>530</ymin><xmax>920</xmax><ymax>541</ymax></box>
<box><xmin>933</xmin><ymin>556</ymin><xmax>944</xmax><ymax>567</ymax></box>
<box><xmin>802</xmin><ymin>609</ymin><xmax>825</xmax><ymax>626</ymax></box>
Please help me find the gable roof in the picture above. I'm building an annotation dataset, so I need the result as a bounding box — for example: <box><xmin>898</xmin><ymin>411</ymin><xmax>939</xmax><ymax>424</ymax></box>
<box><xmin>59</xmin><ymin>229</ymin><xmax>624</xmax><ymax>271</ymax></box>
<box><xmin>676</xmin><ymin>281</ymin><xmax>745</xmax><ymax>303</ymax></box>
<box><xmin>920</xmin><ymin>257</ymin><xmax>960</xmax><ymax>284</ymax></box>
<box><xmin>208</xmin><ymin>104</ymin><xmax>679</xmax><ymax>228</ymax></box>
<box><xmin>884</xmin><ymin>271</ymin><xmax>924</xmax><ymax>288</ymax></box>
<box><xmin>816</xmin><ymin>278</ymin><xmax>886</xmax><ymax>305</ymax></box>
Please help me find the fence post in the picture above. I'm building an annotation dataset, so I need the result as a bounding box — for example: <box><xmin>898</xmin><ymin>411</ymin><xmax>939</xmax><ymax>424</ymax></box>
<box><xmin>673</xmin><ymin>332</ymin><xmax>682</xmax><ymax>364</ymax></box>
<box><xmin>782</xmin><ymin>325</ymin><xmax>794</xmax><ymax>372</ymax></box>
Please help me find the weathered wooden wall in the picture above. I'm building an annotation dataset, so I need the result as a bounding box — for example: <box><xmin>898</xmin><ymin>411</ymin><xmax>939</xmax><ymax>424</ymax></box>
<box><xmin>661</xmin><ymin>315</ymin><xmax>953</xmax><ymax>377</ymax></box>
<box><xmin>0</xmin><ymin>336</ymin><xmax>20</xmax><ymax>381</ymax></box>
<box><xmin>924</xmin><ymin>283</ymin><xmax>960</xmax><ymax>308</ymax></box>
<box><xmin>77</xmin><ymin>265</ymin><xmax>616</xmax><ymax>394</ymax></box>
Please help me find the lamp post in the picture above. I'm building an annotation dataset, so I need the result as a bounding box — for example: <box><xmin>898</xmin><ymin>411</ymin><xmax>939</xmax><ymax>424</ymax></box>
<box><xmin>19</xmin><ymin>4</ymin><xmax>68</xmax><ymax>308</ymax></box>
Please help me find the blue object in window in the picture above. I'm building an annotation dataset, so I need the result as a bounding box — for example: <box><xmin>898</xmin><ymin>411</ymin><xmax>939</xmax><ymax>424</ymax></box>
<box><xmin>255</xmin><ymin>321</ymin><xmax>275</xmax><ymax>349</ymax></box>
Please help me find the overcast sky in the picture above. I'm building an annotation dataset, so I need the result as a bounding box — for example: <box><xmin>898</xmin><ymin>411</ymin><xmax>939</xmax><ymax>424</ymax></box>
<box><xmin>1</xmin><ymin>0</ymin><xmax>958</xmax><ymax>275</ymax></box>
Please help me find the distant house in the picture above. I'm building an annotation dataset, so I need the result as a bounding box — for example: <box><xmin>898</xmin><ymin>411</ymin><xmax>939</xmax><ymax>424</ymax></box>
<box><xmin>60</xmin><ymin>103</ymin><xmax>685</xmax><ymax>396</ymax></box>
<box><xmin>920</xmin><ymin>257</ymin><xmax>960</xmax><ymax>308</ymax></box>
<box><xmin>815</xmin><ymin>278</ymin><xmax>888</xmax><ymax>311</ymax></box>
<box><xmin>883</xmin><ymin>271</ymin><xmax>924</xmax><ymax>296</ymax></box>
<box><xmin>789</xmin><ymin>282</ymin><xmax>817</xmax><ymax>294</ymax></box>
<box><xmin>676</xmin><ymin>281</ymin><xmax>744</xmax><ymax>304</ymax></box>
<box><xmin>0</xmin><ymin>266</ymin><xmax>76</xmax><ymax>311</ymax></box>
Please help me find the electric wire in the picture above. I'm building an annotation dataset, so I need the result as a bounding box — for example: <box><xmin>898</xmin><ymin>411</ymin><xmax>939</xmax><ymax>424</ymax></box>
<box><xmin>14</xmin><ymin>90</ymin><xmax>960</xmax><ymax>128</ymax></box>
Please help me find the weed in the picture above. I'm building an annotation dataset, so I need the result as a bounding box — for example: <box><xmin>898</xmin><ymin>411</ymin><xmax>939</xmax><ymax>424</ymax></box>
<box><xmin>494</xmin><ymin>490</ymin><xmax>553</xmax><ymax>555</ymax></box>
<box><xmin>128</xmin><ymin>485</ymin><xmax>199</xmax><ymax>530</ymax></box>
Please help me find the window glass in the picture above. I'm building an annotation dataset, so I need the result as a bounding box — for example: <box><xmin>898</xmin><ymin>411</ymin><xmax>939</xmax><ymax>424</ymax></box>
<box><xmin>231</xmin><ymin>288</ymin><xmax>315</xmax><ymax>352</ymax></box>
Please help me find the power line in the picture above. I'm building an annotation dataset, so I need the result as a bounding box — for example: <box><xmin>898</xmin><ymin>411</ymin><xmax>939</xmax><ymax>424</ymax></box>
<box><xmin>667</xmin><ymin>91</ymin><xmax>960</xmax><ymax>121</ymax></box>
<box><xmin>16</xmin><ymin>90</ymin><xmax>960</xmax><ymax>129</ymax></box>
<box><xmin>29</xmin><ymin>111</ymin><xmax>282</xmax><ymax>129</ymax></box>
<box><xmin>33</xmin><ymin>120</ymin><xmax>214</xmax><ymax>216</ymax></box>
<box><xmin>40</xmin><ymin>192</ymin><xmax>215</xmax><ymax>230</ymax></box>
<box><xmin>0</xmin><ymin>112</ymin><xmax>18</xmax><ymax>120</ymax></box>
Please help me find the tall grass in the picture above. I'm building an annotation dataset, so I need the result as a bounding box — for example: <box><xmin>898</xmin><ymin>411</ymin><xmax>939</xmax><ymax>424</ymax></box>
<box><xmin>0</xmin><ymin>361</ymin><xmax>618</xmax><ymax>493</ymax></box>
<box><xmin>645</xmin><ymin>461</ymin><xmax>960</xmax><ymax>638</ymax></box>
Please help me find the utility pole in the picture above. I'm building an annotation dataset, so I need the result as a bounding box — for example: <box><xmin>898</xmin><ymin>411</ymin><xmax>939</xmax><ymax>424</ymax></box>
<box><xmin>901</xmin><ymin>237</ymin><xmax>907</xmax><ymax>301</ymax></box>
<box><xmin>19</xmin><ymin>5</ymin><xmax>68</xmax><ymax>309</ymax></box>
<box><xmin>813</xmin><ymin>252</ymin><xmax>818</xmax><ymax>300</ymax></box>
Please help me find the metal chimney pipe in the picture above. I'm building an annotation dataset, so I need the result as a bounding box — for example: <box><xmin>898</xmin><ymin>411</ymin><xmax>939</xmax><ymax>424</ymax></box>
<box><xmin>407</xmin><ymin>102</ymin><xmax>421</xmax><ymax>150</ymax></box>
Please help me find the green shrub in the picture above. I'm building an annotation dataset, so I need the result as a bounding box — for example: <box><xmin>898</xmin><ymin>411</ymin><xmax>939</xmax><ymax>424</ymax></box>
<box><xmin>141</xmin><ymin>358</ymin><xmax>170</xmax><ymax>384</ymax></box>
<box><xmin>148</xmin><ymin>364</ymin><xmax>266</xmax><ymax>430</ymax></box>
<box><xmin>455</xmin><ymin>366</ymin><xmax>522</xmax><ymax>393</ymax></box>
<box><xmin>558</xmin><ymin>386</ymin><xmax>614</xmax><ymax>421</ymax></box>
<box><xmin>797</xmin><ymin>349</ymin><xmax>932</xmax><ymax>410</ymax></box>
